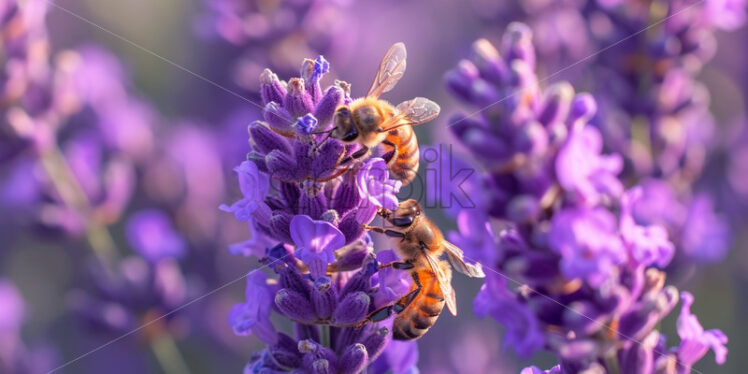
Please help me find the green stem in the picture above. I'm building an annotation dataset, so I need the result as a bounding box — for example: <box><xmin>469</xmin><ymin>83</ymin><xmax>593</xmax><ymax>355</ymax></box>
<box><xmin>605</xmin><ymin>352</ymin><xmax>621</xmax><ymax>374</ymax></box>
<box><xmin>150</xmin><ymin>334</ymin><xmax>193</xmax><ymax>374</ymax></box>
<box><xmin>38</xmin><ymin>145</ymin><xmax>119</xmax><ymax>268</ymax></box>
<box><xmin>321</xmin><ymin>325</ymin><xmax>331</xmax><ymax>348</ymax></box>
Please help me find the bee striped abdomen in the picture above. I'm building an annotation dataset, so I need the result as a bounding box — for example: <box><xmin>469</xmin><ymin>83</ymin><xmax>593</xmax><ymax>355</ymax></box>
<box><xmin>393</xmin><ymin>270</ymin><xmax>445</xmax><ymax>340</ymax></box>
<box><xmin>384</xmin><ymin>126</ymin><xmax>419</xmax><ymax>186</ymax></box>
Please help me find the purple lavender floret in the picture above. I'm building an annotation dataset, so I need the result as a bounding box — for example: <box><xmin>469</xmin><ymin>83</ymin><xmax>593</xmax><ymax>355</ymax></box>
<box><xmin>444</xmin><ymin>24</ymin><xmax>727</xmax><ymax>372</ymax></box>
<box><xmin>223</xmin><ymin>56</ymin><xmax>417</xmax><ymax>373</ymax></box>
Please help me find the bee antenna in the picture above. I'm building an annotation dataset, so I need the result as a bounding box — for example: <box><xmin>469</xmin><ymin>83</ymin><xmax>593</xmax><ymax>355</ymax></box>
<box><xmin>311</xmin><ymin>128</ymin><xmax>334</xmax><ymax>151</ymax></box>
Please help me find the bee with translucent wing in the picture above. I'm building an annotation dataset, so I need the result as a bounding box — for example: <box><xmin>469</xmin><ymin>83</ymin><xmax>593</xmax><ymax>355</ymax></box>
<box><xmin>322</xmin><ymin>43</ymin><xmax>440</xmax><ymax>186</ymax></box>
<box><xmin>362</xmin><ymin>199</ymin><xmax>485</xmax><ymax>340</ymax></box>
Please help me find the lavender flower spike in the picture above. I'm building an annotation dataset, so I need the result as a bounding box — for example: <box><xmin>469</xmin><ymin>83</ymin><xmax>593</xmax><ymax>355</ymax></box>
<box><xmin>223</xmin><ymin>53</ymin><xmax>417</xmax><ymax>373</ymax></box>
<box><xmin>443</xmin><ymin>24</ymin><xmax>728</xmax><ymax>372</ymax></box>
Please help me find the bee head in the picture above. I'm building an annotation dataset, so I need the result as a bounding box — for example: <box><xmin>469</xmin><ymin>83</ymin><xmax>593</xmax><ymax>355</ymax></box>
<box><xmin>332</xmin><ymin>106</ymin><xmax>358</xmax><ymax>142</ymax></box>
<box><xmin>388</xmin><ymin>199</ymin><xmax>421</xmax><ymax>227</ymax></box>
<box><xmin>351</xmin><ymin>105</ymin><xmax>382</xmax><ymax>135</ymax></box>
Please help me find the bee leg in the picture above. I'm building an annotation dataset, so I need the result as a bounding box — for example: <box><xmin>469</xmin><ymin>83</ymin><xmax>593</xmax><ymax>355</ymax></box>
<box><xmin>363</xmin><ymin>225</ymin><xmax>405</xmax><ymax>238</ymax></box>
<box><xmin>377</xmin><ymin>208</ymin><xmax>392</xmax><ymax>219</ymax></box>
<box><xmin>365</xmin><ymin>272</ymin><xmax>423</xmax><ymax>323</ymax></box>
<box><xmin>340</xmin><ymin>145</ymin><xmax>370</xmax><ymax>166</ymax></box>
<box><xmin>378</xmin><ymin>261</ymin><xmax>414</xmax><ymax>270</ymax></box>
<box><xmin>381</xmin><ymin>139</ymin><xmax>398</xmax><ymax>165</ymax></box>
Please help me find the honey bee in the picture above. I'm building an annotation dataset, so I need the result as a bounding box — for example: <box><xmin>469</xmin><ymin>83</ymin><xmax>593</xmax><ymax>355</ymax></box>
<box><xmin>326</xmin><ymin>43</ymin><xmax>441</xmax><ymax>186</ymax></box>
<box><xmin>363</xmin><ymin>199</ymin><xmax>485</xmax><ymax>340</ymax></box>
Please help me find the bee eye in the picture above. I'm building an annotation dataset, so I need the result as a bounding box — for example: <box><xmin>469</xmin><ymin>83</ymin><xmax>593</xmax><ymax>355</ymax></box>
<box><xmin>333</xmin><ymin>107</ymin><xmax>357</xmax><ymax>141</ymax></box>
<box><xmin>391</xmin><ymin>216</ymin><xmax>414</xmax><ymax>227</ymax></box>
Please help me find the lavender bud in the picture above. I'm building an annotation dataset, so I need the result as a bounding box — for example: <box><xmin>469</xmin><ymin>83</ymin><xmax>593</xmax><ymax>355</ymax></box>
<box><xmin>569</xmin><ymin>93</ymin><xmax>597</xmax><ymax>125</ymax></box>
<box><xmin>301</xmin><ymin>56</ymin><xmax>329</xmax><ymax>103</ymax></box>
<box><xmin>332</xmin><ymin>291</ymin><xmax>370</xmax><ymax>325</ymax></box>
<box><xmin>270</xmin><ymin>333</ymin><xmax>303</xmax><ymax>369</ymax></box>
<box><xmin>270</xmin><ymin>211</ymin><xmax>294</xmax><ymax>244</ymax></box>
<box><xmin>335</xmin><ymin>80</ymin><xmax>352</xmax><ymax>104</ymax></box>
<box><xmin>471</xmin><ymin>38</ymin><xmax>506</xmax><ymax>84</ymax></box>
<box><xmin>339</xmin><ymin>258</ymin><xmax>376</xmax><ymax>295</ymax></box>
<box><xmin>311</xmin><ymin>276</ymin><xmax>337</xmax><ymax>320</ymax></box>
<box><xmin>338</xmin><ymin>213</ymin><xmax>365</xmax><ymax>244</ymax></box>
<box><xmin>502</xmin><ymin>22</ymin><xmax>535</xmax><ymax>68</ymax></box>
<box><xmin>283</xmin><ymin>78</ymin><xmax>314</xmax><ymax>117</ymax></box>
<box><xmin>513</xmin><ymin>121</ymin><xmax>549</xmax><ymax>156</ymax></box>
<box><xmin>299</xmin><ymin>340</ymin><xmax>337</xmax><ymax>374</ymax></box>
<box><xmin>538</xmin><ymin>82</ymin><xmax>574</xmax><ymax>126</ymax></box>
<box><xmin>265</xmin><ymin>149</ymin><xmax>298</xmax><ymax>181</ymax></box>
<box><xmin>275</xmin><ymin>289</ymin><xmax>317</xmax><ymax>323</ymax></box>
<box><xmin>471</xmin><ymin>78</ymin><xmax>501</xmax><ymax>106</ymax></box>
<box><xmin>263</xmin><ymin>102</ymin><xmax>294</xmax><ymax>133</ymax></box>
<box><xmin>508</xmin><ymin>60</ymin><xmax>538</xmax><ymax>98</ymax></box>
<box><xmin>249</xmin><ymin>121</ymin><xmax>292</xmax><ymax>155</ymax></box>
<box><xmin>260</xmin><ymin>68</ymin><xmax>287</xmax><ymax>105</ymax></box>
<box><xmin>445</xmin><ymin>60</ymin><xmax>479</xmax><ymax>103</ymax></box>
<box><xmin>338</xmin><ymin>343</ymin><xmax>368</xmax><ymax>374</ymax></box>
<box><xmin>313</xmin><ymin>86</ymin><xmax>343</xmax><ymax>128</ymax></box>
<box><xmin>299</xmin><ymin>190</ymin><xmax>326</xmax><ymax>220</ymax></box>
<box><xmin>277</xmin><ymin>260</ymin><xmax>312</xmax><ymax>295</ymax></box>
<box><xmin>331</xmin><ymin>180</ymin><xmax>360</xmax><ymax>215</ymax></box>
<box><xmin>361</xmin><ymin>327</ymin><xmax>389</xmax><ymax>362</ymax></box>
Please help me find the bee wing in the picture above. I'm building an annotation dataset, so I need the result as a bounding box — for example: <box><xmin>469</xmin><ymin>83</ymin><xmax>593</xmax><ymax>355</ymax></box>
<box><xmin>424</xmin><ymin>251</ymin><xmax>457</xmax><ymax>316</ymax></box>
<box><xmin>366</xmin><ymin>43</ymin><xmax>407</xmax><ymax>99</ymax></box>
<box><xmin>378</xmin><ymin>97</ymin><xmax>441</xmax><ymax>133</ymax></box>
<box><xmin>395</xmin><ymin>97</ymin><xmax>440</xmax><ymax>125</ymax></box>
<box><xmin>443</xmin><ymin>241</ymin><xmax>486</xmax><ymax>278</ymax></box>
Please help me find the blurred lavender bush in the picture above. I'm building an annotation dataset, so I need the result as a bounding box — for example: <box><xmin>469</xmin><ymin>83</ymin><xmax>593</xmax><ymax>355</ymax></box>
<box><xmin>461</xmin><ymin>0</ymin><xmax>747</xmax><ymax>269</ymax></box>
<box><xmin>444</xmin><ymin>23</ymin><xmax>729</xmax><ymax>373</ymax></box>
<box><xmin>197</xmin><ymin>0</ymin><xmax>357</xmax><ymax>92</ymax></box>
